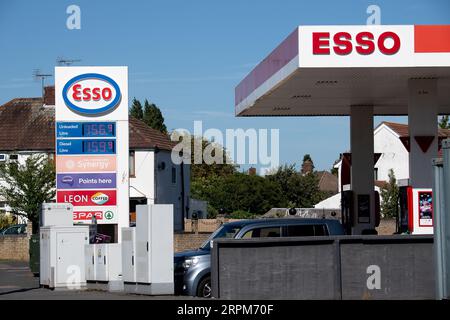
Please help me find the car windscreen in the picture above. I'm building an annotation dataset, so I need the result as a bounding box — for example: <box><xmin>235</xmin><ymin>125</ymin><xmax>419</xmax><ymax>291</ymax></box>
<box><xmin>200</xmin><ymin>224</ymin><xmax>243</xmax><ymax>250</ymax></box>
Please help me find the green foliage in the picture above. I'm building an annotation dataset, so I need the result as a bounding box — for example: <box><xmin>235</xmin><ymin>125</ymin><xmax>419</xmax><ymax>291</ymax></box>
<box><xmin>130</xmin><ymin>98</ymin><xmax>144</xmax><ymax>120</ymax></box>
<box><xmin>0</xmin><ymin>214</ymin><xmax>14</xmax><ymax>230</ymax></box>
<box><xmin>439</xmin><ymin>115</ymin><xmax>450</xmax><ymax>129</ymax></box>
<box><xmin>189</xmin><ymin>143</ymin><xmax>328</xmax><ymax>217</ymax></box>
<box><xmin>266</xmin><ymin>164</ymin><xmax>327</xmax><ymax>208</ymax></box>
<box><xmin>129</xmin><ymin>98</ymin><xmax>167</xmax><ymax>133</ymax></box>
<box><xmin>285</xmin><ymin>172</ymin><xmax>326</xmax><ymax>208</ymax></box>
<box><xmin>193</xmin><ymin>156</ymin><xmax>331</xmax><ymax>217</ymax></box>
<box><xmin>0</xmin><ymin>155</ymin><xmax>55</xmax><ymax>233</ymax></box>
<box><xmin>176</xmin><ymin>134</ymin><xmax>238</xmax><ymax>180</ymax></box>
<box><xmin>228</xmin><ymin>210</ymin><xmax>256</xmax><ymax>219</ymax></box>
<box><xmin>380</xmin><ymin>169</ymin><xmax>399</xmax><ymax>218</ymax></box>
<box><xmin>206</xmin><ymin>204</ymin><xmax>218</xmax><ymax>219</ymax></box>
<box><xmin>143</xmin><ymin>99</ymin><xmax>167</xmax><ymax>134</ymax></box>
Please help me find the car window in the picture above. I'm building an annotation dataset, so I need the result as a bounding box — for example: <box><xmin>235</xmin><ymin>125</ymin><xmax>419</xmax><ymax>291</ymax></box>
<box><xmin>285</xmin><ymin>224</ymin><xmax>329</xmax><ymax>237</ymax></box>
<box><xmin>314</xmin><ymin>224</ymin><xmax>329</xmax><ymax>236</ymax></box>
<box><xmin>286</xmin><ymin>225</ymin><xmax>314</xmax><ymax>237</ymax></box>
<box><xmin>243</xmin><ymin>227</ymin><xmax>281</xmax><ymax>238</ymax></box>
<box><xmin>200</xmin><ymin>224</ymin><xmax>244</xmax><ymax>250</ymax></box>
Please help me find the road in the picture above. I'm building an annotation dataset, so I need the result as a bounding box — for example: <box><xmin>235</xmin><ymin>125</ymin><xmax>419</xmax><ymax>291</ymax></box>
<box><xmin>0</xmin><ymin>260</ymin><xmax>194</xmax><ymax>300</ymax></box>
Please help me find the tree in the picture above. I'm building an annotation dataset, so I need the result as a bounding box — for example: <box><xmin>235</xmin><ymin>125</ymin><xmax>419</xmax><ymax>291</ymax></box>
<box><xmin>0</xmin><ymin>155</ymin><xmax>55</xmax><ymax>233</ymax></box>
<box><xmin>129</xmin><ymin>98</ymin><xmax>144</xmax><ymax>120</ymax></box>
<box><xmin>143</xmin><ymin>99</ymin><xmax>167</xmax><ymax>134</ymax></box>
<box><xmin>265</xmin><ymin>164</ymin><xmax>297</xmax><ymax>197</ymax></box>
<box><xmin>286</xmin><ymin>173</ymin><xmax>325</xmax><ymax>208</ymax></box>
<box><xmin>439</xmin><ymin>115</ymin><xmax>450</xmax><ymax>129</ymax></box>
<box><xmin>301</xmin><ymin>154</ymin><xmax>314</xmax><ymax>174</ymax></box>
<box><xmin>192</xmin><ymin>173</ymin><xmax>286</xmax><ymax>215</ymax></box>
<box><xmin>380</xmin><ymin>169</ymin><xmax>399</xmax><ymax>218</ymax></box>
<box><xmin>266</xmin><ymin>164</ymin><xmax>327</xmax><ymax>208</ymax></box>
<box><xmin>172</xmin><ymin>134</ymin><xmax>238</xmax><ymax>180</ymax></box>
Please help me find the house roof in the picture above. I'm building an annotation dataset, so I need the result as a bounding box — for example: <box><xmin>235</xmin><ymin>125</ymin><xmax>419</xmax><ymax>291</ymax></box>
<box><xmin>381</xmin><ymin>121</ymin><xmax>450</xmax><ymax>138</ymax></box>
<box><xmin>316</xmin><ymin>171</ymin><xmax>338</xmax><ymax>193</ymax></box>
<box><xmin>0</xmin><ymin>97</ymin><xmax>175</xmax><ymax>152</ymax></box>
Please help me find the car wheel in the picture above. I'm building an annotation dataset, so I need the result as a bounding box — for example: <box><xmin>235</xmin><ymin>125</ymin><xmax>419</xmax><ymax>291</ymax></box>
<box><xmin>196</xmin><ymin>275</ymin><xmax>211</xmax><ymax>298</ymax></box>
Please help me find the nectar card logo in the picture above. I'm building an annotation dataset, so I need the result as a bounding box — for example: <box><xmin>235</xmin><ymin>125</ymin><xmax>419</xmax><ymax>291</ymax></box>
<box><xmin>56</xmin><ymin>155</ymin><xmax>116</xmax><ymax>173</ymax></box>
<box><xmin>62</xmin><ymin>73</ymin><xmax>121</xmax><ymax>116</ymax></box>
<box><xmin>57</xmin><ymin>173</ymin><xmax>116</xmax><ymax>189</ymax></box>
<box><xmin>57</xmin><ymin>190</ymin><xmax>116</xmax><ymax>206</ymax></box>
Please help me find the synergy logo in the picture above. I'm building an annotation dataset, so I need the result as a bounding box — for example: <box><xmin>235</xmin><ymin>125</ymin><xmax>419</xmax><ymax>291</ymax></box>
<box><xmin>62</xmin><ymin>73</ymin><xmax>121</xmax><ymax>116</ymax></box>
<box><xmin>91</xmin><ymin>192</ymin><xmax>109</xmax><ymax>205</ymax></box>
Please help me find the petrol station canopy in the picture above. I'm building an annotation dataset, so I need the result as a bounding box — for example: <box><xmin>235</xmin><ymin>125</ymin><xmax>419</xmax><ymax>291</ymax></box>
<box><xmin>235</xmin><ymin>25</ymin><xmax>450</xmax><ymax>117</ymax></box>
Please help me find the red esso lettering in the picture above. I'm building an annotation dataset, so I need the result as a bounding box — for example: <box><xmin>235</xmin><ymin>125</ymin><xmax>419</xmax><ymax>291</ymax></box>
<box><xmin>72</xmin><ymin>84</ymin><xmax>113</xmax><ymax>101</ymax></box>
<box><xmin>312</xmin><ymin>31</ymin><xmax>400</xmax><ymax>55</ymax></box>
<box><xmin>377</xmin><ymin>31</ymin><xmax>401</xmax><ymax>55</ymax></box>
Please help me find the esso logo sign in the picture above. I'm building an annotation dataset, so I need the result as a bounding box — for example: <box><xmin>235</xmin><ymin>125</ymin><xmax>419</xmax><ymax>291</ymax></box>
<box><xmin>62</xmin><ymin>73</ymin><xmax>121</xmax><ymax>115</ymax></box>
<box><xmin>312</xmin><ymin>31</ymin><xmax>401</xmax><ymax>56</ymax></box>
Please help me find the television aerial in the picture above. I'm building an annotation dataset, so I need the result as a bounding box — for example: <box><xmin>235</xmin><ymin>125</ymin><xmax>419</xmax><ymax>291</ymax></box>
<box><xmin>56</xmin><ymin>57</ymin><xmax>82</xmax><ymax>66</ymax></box>
<box><xmin>32</xmin><ymin>69</ymin><xmax>53</xmax><ymax>97</ymax></box>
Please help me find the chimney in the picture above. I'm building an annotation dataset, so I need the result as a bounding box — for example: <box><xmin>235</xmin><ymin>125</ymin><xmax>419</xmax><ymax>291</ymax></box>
<box><xmin>43</xmin><ymin>86</ymin><xmax>55</xmax><ymax>105</ymax></box>
<box><xmin>248</xmin><ymin>167</ymin><xmax>257</xmax><ymax>176</ymax></box>
<box><xmin>301</xmin><ymin>159</ymin><xmax>314</xmax><ymax>175</ymax></box>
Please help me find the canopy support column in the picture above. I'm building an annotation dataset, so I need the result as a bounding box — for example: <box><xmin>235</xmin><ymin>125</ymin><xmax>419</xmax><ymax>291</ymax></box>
<box><xmin>408</xmin><ymin>79</ymin><xmax>438</xmax><ymax>188</ymax></box>
<box><xmin>350</xmin><ymin>105</ymin><xmax>375</xmax><ymax>235</ymax></box>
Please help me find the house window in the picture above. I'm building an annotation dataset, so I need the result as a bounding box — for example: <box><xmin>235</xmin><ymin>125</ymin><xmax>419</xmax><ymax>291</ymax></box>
<box><xmin>9</xmin><ymin>154</ymin><xmax>18</xmax><ymax>161</ymax></box>
<box><xmin>374</xmin><ymin>168</ymin><xmax>378</xmax><ymax>180</ymax></box>
<box><xmin>129</xmin><ymin>151</ymin><xmax>135</xmax><ymax>177</ymax></box>
<box><xmin>171</xmin><ymin>167</ymin><xmax>176</xmax><ymax>184</ymax></box>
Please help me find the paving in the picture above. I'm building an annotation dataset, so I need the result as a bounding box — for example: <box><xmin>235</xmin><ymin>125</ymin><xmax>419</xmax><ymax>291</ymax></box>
<box><xmin>0</xmin><ymin>260</ymin><xmax>195</xmax><ymax>300</ymax></box>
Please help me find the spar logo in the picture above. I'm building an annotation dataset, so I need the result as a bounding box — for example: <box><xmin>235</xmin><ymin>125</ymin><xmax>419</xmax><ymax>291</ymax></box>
<box><xmin>91</xmin><ymin>192</ymin><xmax>109</xmax><ymax>205</ymax></box>
<box><xmin>62</xmin><ymin>73</ymin><xmax>121</xmax><ymax>116</ymax></box>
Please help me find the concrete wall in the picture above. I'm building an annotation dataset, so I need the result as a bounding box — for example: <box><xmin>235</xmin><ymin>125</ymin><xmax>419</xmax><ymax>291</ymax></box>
<box><xmin>212</xmin><ymin>235</ymin><xmax>434</xmax><ymax>300</ymax></box>
<box><xmin>0</xmin><ymin>235</ymin><xmax>29</xmax><ymax>261</ymax></box>
<box><xmin>174</xmin><ymin>232</ymin><xmax>210</xmax><ymax>252</ymax></box>
<box><xmin>0</xmin><ymin>229</ymin><xmax>207</xmax><ymax>261</ymax></box>
<box><xmin>0</xmin><ymin>223</ymin><xmax>32</xmax><ymax>261</ymax></box>
<box><xmin>377</xmin><ymin>218</ymin><xmax>396</xmax><ymax>235</ymax></box>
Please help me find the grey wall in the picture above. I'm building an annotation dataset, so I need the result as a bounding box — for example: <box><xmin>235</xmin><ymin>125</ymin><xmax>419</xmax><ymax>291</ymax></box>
<box><xmin>212</xmin><ymin>235</ymin><xmax>434</xmax><ymax>300</ymax></box>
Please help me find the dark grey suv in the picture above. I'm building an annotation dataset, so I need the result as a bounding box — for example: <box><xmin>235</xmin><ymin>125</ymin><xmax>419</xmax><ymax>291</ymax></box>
<box><xmin>174</xmin><ymin>218</ymin><xmax>345</xmax><ymax>297</ymax></box>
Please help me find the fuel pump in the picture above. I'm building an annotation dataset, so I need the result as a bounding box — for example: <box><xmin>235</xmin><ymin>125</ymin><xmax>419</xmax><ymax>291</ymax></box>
<box><xmin>341</xmin><ymin>190</ymin><xmax>381</xmax><ymax>235</ymax></box>
<box><xmin>397</xmin><ymin>184</ymin><xmax>433</xmax><ymax>235</ymax></box>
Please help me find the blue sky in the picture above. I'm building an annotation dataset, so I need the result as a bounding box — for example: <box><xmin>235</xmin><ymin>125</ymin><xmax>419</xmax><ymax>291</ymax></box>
<box><xmin>1</xmin><ymin>0</ymin><xmax>449</xmax><ymax>172</ymax></box>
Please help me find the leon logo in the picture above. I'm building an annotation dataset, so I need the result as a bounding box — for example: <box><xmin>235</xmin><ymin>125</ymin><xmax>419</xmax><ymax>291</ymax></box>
<box><xmin>91</xmin><ymin>192</ymin><xmax>109</xmax><ymax>205</ymax></box>
<box><xmin>62</xmin><ymin>73</ymin><xmax>121</xmax><ymax>116</ymax></box>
